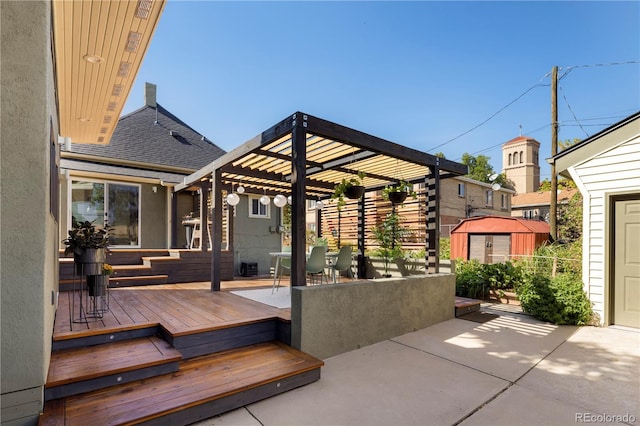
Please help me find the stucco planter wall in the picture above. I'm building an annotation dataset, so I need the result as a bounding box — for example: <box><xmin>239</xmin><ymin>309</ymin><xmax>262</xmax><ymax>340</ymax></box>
<box><xmin>290</xmin><ymin>274</ymin><xmax>455</xmax><ymax>359</ymax></box>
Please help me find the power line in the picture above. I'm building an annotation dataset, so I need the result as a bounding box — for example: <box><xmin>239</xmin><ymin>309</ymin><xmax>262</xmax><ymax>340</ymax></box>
<box><xmin>426</xmin><ymin>80</ymin><xmax>549</xmax><ymax>153</ymax></box>
<box><xmin>559</xmin><ymin>86</ymin><xmax>590</xmax><ymax>138</ymax></box>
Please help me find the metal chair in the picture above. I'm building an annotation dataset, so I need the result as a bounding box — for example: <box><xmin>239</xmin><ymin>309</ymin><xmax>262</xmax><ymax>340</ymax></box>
<box><xmin>329</xmin><ymin>245</ymin><xmax>354</xmax><ymax>283</ymax></box>
<box><xmin>306</xmin><ymin>246</ymin><xmax>329</xmax><ymax>285</ymax></box>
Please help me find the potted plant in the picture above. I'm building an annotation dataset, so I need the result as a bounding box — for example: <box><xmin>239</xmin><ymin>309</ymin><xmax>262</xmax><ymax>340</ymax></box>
<box><xmin>87</xmin><ymin>263</ymin><xmax>113</xmax><ymax>297</ymax></box>
<box><xmin>63</xmin><ymin>218</ymin><xmax>111</xmax><ymax>275</ymax></box>
<box><xmin>331</xmin><ymin>171</ymin><xmax>366</xmax><ymax>210</ymax></box>
<box><xmin>382</xmin><ymin>180</ymin><xmax>417</xmax><ymax>205</ymax></box>
<box><xmin>371</xmin><ymin>212</ymin><xmax>410</xmax><ymax>277</ymax></box>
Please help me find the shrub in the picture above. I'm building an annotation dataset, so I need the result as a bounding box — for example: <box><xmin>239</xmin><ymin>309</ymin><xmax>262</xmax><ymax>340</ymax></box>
<box><xmin>455</xmin><ymin>260</ymin><xmax>487</xmax><ymax>298</ymax></box>
<box><xmin>516</xmin><ymin>272</ymin><xmax>592</xmax><ymax>325</ymax></box>
<box><xmin>455</xmin><ymin>260</ymin><xmax>523</xmax><ymax>299</ymax></box>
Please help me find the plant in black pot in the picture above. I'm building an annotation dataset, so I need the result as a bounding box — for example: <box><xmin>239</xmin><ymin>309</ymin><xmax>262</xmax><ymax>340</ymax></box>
<box><xmin>382</xmin><ymin>180</ymin><xmax>417</xmax><ymax>205</ymax></box>
<box><xmin>63</xmin><ymin>218</ymin><xmax>112</xmax><ymax>275</ymax></box>
<box><xmin>331</xmin><ymin>171</ymin><xmax>366</xmax><ymax>210</ymax></box>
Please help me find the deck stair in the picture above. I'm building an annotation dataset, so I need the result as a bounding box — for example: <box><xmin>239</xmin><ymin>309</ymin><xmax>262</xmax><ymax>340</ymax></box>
<box><xmin>58</xmin><ymin>249</ymin><xmax>234</xmax><ymax>290</ymax></box>
<box><xmin>41</xmin><ymin>290</ymin><xmax>323</xmax><ymax>426</ymax></box>
<box><xmin>41</xmin><ymin>340</ymin><xmax>322</xmax><ymax>425</ymax></box>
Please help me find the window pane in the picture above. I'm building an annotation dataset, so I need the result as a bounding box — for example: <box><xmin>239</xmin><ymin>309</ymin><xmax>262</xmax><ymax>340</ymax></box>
<box><xmin>108</xmin><ymin>183</ymin><xmax>139</xmax><ymax>246</ymax></box>
<box><xmin>71</xmin><ymin>181</ymin><xmax>104</xmax><ymax>225</ymax></box>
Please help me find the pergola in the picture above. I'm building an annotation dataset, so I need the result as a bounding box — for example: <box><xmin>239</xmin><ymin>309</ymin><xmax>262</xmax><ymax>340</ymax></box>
<box><xmin>174</xmin><ymin>112</ymin><xmax>467</xmax><ymax>291</ymax></box>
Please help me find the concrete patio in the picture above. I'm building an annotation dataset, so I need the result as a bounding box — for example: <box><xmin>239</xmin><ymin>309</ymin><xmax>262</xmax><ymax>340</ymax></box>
<box><xmin>195</xmin><ymin>304</ymin><xmax>639</xmax><ymax>426</ymax></box>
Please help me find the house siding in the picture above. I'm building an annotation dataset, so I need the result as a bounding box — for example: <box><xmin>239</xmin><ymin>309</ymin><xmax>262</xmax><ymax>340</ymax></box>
<box><xmin>1</xmin><ymin>0</ymin><xmax>57</xmax><ymax>422</ymax></box>
<box><xmin>570</xmin><ymin>136</ymin><xmax>640</xmax><ymax>325</ymax></box>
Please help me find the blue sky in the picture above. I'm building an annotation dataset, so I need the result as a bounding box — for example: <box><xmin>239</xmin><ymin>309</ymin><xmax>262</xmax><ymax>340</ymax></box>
<box><xmin>122</xmin><ymin>1</ymin><xmax>640</xmax><ymax>182</ymax></box>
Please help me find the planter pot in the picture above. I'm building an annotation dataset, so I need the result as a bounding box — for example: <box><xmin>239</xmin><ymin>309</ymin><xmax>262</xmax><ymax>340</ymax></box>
<box><xmin>345</xmin><ymin>185</ymin><xmax>365</xmax><ymax>199</ymax></box>
<box><xmin>388</xmin><ymin>191</ymin><xmax>408</xmax><ymax>204</ymax></box>
<box><xmin>86</xmin><ymin>274</ymin><xmax>109</xmax><ymax>297</ymax></box>
<box><xmin>74</xmin><ymin>248</ymin><xmax>106</xmax><ymax>275</ymax></box>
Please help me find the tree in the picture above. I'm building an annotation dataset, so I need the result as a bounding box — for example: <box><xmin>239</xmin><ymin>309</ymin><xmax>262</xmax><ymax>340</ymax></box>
<box><xmin>538</xmin><ymin>178</ymin><xmax>577</xmax><ymax>191</ymax></box>
<box><xmin>461</xmin><ymin>153</ymin><xmax>509</xmax><ymax>187</ymax></box>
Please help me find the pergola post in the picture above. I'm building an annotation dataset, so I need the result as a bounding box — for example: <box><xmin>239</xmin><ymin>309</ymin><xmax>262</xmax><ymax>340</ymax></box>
<box><xmin>425</xmin><ymin>166</ymin><xmax>441</xmax><ymax>273</ymax></box>
<box><xmin>211</xmin><ymin>169</ymin><xmax>222</xmax><ymax>290</ymax></box>
<box><xmin>170</xmin><ymin>191</ymin><xmax>177</xmax><ymax>249</ymax></box>
<box><xmin>357</xmin><ymin>196</ymin><xmax>366</xmax><ymax>278</ymax></box>
<box><xmin>291</xmin><ymin>115</ymin><xmax>307</xmax><ymax>286</ymax></box>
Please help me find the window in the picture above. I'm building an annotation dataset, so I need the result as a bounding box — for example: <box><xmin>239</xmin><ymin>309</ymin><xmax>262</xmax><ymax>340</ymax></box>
<box><xmin>457</xmin><ymin>183</ymin><xmax>465</xmax><ymax>197</ymax></box>
<box><xmin>501</xmin><ymin>194</ymin><xmax>508</xmax><ymax>209</ymax></box>
<box><xmin>485</xmin><ymin>190</ymin><xmax>493</xmax><ymax>206</ymax></box>
<box><xmin>249</xmin><ymin>195</ymin><xmax>270</xmax><ymax>218</ymax></box>
<box><xmin>519</xmin><ymin>151</ymin><xmax>524</xmax><ymax>164</ymax></box>
<box><xmin>508</xmin><ymin>153</ymin><xmax>512</xmax><ymax>165</ymax></box>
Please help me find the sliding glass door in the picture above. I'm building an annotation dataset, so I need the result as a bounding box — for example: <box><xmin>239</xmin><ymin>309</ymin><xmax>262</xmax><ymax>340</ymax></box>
<box><xmin>71</xmin><ymin>180</ymin><xmax>140</xmax><ymax>247</ymax></box>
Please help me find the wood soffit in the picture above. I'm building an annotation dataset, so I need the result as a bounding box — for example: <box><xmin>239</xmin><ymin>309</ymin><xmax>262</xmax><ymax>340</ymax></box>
<box><xmin>53</xmin><ymin>0</ymin><xmax>166</xmax><ymax>145</ymax></box>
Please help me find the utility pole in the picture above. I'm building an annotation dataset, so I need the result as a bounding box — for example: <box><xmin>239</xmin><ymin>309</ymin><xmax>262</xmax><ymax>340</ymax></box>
<box><xmin>550</xmin><ymin>66</ymin><xmax>558</xmax><ymax>241</ymax></box>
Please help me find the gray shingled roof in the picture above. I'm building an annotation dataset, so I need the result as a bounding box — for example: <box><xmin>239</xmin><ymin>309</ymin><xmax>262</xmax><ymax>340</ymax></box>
<box><xmin>62</xmin><ymin>104</ymin><xmax>225</xmax><ymax>170</ymax></box>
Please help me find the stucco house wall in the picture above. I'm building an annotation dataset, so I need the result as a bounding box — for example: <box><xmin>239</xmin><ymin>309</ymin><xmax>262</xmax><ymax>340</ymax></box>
<box><xmin>554</xmin><ymin>112</ymin><xmax>640</xmax><ymax>326</ymax></box>
<box><xmin>1</xmin><ymin>1</ymin><xmax>58</xmax><ymax>422</ymax></box>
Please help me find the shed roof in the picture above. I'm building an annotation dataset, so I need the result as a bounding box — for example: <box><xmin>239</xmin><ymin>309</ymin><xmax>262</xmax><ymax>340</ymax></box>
<box><xmin>451</xmin><ymin>216</ymin><xmax>550</xmax><ymax>234</ymax></box>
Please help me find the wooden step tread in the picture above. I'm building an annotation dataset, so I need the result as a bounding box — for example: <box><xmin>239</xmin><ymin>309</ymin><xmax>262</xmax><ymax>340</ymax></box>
<box><xmin>110</xmin><ymin>274</ymin><xmax>169</xmax><ymax>281</ymax></box>
<box><xmin>46</xmin><ymin>336</ymin><xmax>182</xmax><ymax>387</ymax></box>
<box><xmin>42</xmin><ymin>342</ymin><xmax>323</xmax><ymax>425</ymax></box>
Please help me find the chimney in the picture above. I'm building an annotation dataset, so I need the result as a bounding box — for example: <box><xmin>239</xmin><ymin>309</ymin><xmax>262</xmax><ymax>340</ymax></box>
<box><xmin>145</xmin><ymin>82</ymin><xmax>157</xmax><ymax>108</ymax></box>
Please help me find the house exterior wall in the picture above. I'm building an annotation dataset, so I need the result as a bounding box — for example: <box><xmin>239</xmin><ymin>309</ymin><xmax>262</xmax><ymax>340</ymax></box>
<box><xmin>232</xmin><ymin>195</ymin><xmax>282</xmax><ymax>276</ymax></box>
<box><xmin>1</xmin><ymin>1</ymin><xmax>58</xmax><ymax>422</ymax></box>
<box><xmin>568</xmin><ymin>135</ymin><xmax>640</xmax><ymax>325</ymax></box>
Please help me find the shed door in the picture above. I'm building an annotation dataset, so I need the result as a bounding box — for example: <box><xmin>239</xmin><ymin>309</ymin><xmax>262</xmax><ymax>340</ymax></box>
<box><xmin>613</xmin><ymin>198</ymin><xmax>640</xmax><ymax>328</ymax></box>
<box><xmin>468</xmin><ymin>234</ymin><xmax>510</xmax><ymax>264</ymax></box>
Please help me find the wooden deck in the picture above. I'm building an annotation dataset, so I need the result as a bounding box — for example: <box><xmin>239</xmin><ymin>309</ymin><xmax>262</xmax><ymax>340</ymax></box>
<box><xmin>42</xmin><ymin>279</ymin><xmax>324</xmax><ymax>425</ymax></box>
<box><xmin>54</xmin><ymin>279</ymin><xmax>290</xmax><ymax>340</ymax></box>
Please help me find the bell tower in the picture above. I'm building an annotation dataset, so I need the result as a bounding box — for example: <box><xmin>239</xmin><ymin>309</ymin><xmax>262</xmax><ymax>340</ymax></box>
<box><xmin>502</xmin><ymin>136</ymin><xmax>540</xmax><ymax>194</ymax></box>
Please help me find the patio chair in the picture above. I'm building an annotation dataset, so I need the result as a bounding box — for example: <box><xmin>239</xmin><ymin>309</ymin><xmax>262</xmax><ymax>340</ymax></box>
<box><xmin>328</xmin><ymin>245</ymin><xmax>354</xmax><ymax>283</ymax></box>
<box><xmin>306</xmin><ymin>246</ymin><xmax>329</xmax><ymax>285</ymax></box>
<box><xmin>274</xmin><ymin>256</ymin><xmax>291</xmax><ymax>293</ymax></box>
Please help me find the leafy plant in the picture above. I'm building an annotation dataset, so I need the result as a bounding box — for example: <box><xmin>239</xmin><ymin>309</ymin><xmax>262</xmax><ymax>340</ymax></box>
<box><xmin>371</xmin><ymin>212</ymin><xmax>409</xmax><ymax>276</ymax></box>
<box><xmin>63</xmin><ymin>218</ymin><xmax>112</xmax><ymax>255</ymax></box>
<box><xmin>331</xmin><ymin>171</ymin><xmax>366</xmax><ymax>210</ymax></box>
<box><xmin>382</xmin><ymin>180</ymin><xmax>417</xmax><ymax>203</ymax></box>
<box><xmin>516</xmin><ymin>272</ymin><xmax>592</xmax><ymax>325</ymax></box>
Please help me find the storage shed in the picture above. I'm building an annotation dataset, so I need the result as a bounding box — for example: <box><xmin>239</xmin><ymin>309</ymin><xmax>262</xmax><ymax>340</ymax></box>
<box><xmin>450</xmin><ymin>216</ymin><xmax>550</xmax><ymax>263</ymax></box>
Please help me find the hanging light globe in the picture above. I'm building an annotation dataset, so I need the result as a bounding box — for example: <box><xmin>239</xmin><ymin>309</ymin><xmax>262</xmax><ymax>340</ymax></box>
<box><xmin>273</xmin><ymin>194</ymin><xmax>287</xmax><ymax>207</ymax></box>
<box><xmin>259</xmin><ymin>194</ymin><xmax>271</xmax><ymax>205</ymax></box>
<box><xmin>236</xmin><ymin>185</ymin><xmax>245</xmax><ymax>194</ymax></box>
<box><xmin>287</xmin><ymin>195</ymin><xmax>293</xmax><ymax>205</ymax></box>
<box><xmin>316</xmin><ymin>200</ymin><xmax>324</xmax><ymax>210</ymax></box>
<box><xmin>226</xmin><ymin>192</ymin><xmax>240</xmax><ymax>206</ymax></box>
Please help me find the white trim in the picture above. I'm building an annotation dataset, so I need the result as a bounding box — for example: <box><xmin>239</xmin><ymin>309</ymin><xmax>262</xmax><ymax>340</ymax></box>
<box><xmin>248</xmin><ymin>195</ymin><xmax>271</xmax><ymax>219</ymax></box>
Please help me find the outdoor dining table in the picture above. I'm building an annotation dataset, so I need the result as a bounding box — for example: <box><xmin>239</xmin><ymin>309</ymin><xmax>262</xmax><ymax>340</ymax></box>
<box><xmin>269</xmin><ymin>250</ymin><xmax>340</xmax><ymax>289</ymax></box>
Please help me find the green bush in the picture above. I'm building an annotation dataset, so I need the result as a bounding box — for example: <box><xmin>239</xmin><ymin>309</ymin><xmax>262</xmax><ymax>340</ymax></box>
<box><xmin>455</xmin><ymin>260</ymin><xmax>523</xmax><ymax>299</ymax></box>
<box><xmin>516</xmin><ymin>272</ymin><xmax>592</xmax><ymax>325</ymax></box>
<box><xmin>455</xmin><ymin>260</ymin><xmax>486</xmax><ymax>298</ymax></box>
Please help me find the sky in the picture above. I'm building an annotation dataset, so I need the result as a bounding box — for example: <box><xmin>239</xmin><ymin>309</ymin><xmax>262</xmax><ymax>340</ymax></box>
<box><xmin>122</xmin><ymin>1</ymin><xmax>640</xmax><ymax>182</ymax></box>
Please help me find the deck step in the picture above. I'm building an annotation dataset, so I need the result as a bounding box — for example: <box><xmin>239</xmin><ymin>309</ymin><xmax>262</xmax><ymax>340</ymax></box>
<box><xmin>45</xmin><ymin>336</ymin><xmax>182</xmax><ymax>401</ymax></box>
<box><xmin>40</xmin><ymin>341</ymin><xmax>323</xmax><ymax>425</ymax></box>
<box><xmin>455</xmin><ymin>296</ymin><xmax>481</xmax><ymax>317</ymax></box>
<box><xmin>109</xmin><ymin>274</ymin><xmax>169</xmax><ymax>287</ymax></box>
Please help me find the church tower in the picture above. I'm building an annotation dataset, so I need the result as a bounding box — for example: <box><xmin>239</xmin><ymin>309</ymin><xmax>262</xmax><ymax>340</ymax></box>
<box><xmin>502</xmin><ymin>136</ymin><xmax>540</xmax><ymax>194</ymax></box>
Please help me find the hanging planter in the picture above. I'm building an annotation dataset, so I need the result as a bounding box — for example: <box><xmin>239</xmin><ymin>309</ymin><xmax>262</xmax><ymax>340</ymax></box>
<box><xmin>345</xmin><ymin>185</ymin><xmax>365</xmax><ymax>199</ymax></box>
<box><xmin>331</xmin><ymin>171</ymin><xmax>366</xmax><ymax>210</ymax></box>
<box><xmin>388</xmin><ymin>191</ymin><xmax>408</xmax><ymax>205</ymax></box>
<box><xmin>382</xmin><ymin>180</ymin><xmax>417</xmax><ymax>206</ymax></box>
